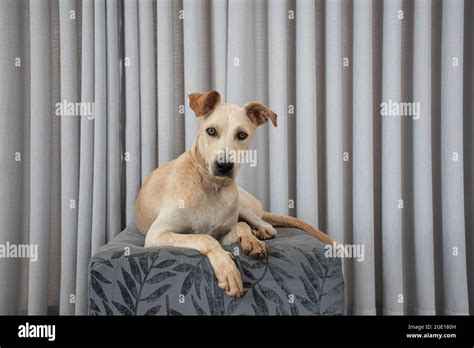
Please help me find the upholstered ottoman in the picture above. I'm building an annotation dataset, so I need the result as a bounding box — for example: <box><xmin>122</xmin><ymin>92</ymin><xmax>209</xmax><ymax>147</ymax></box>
<box><xmin>88</xmin><ymin>225</ymin><xmax>344</xmax><ymax>315</ymax></box>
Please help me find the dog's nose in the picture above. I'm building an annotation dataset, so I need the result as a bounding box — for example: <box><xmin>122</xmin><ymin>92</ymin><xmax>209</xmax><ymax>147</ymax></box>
<box><xmin>215</xmin><ymin>161</ymin><xmax>234</xmax><ymax>176</ymax></box>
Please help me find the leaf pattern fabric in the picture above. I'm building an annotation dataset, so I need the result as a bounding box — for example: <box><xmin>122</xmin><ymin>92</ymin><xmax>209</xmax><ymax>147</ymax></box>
<box><xmin>89</xmin><ymin>226</ymin><xmax>344</xmax><ymax>315</ymax></box>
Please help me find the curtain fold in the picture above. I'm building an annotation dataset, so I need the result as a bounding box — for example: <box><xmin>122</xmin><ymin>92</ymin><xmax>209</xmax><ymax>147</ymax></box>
<box><xmin>352</xmin><ymin>0</ymin><xmax>376</xmax><ymax>315</ymax></box>
<box><xmin>28</xmin><ymin>0</ymin><xmax>52</xmax><ymax>315</ymax></box>
<box><xmin>268</xmin><ymin>0</ymin><xmax>289</xmax><ymax>215</ymax></box>
<box><xmin>413</xmin><ymin>0</ymin><xmax>436</xmax><ymax>315</ymax></box>
<box><xmin>440</xmin><ymin>0</ymin><xmax>469</xmax><ymax>314</ymax></box>
<box><xmin>296</xmin><ymin>0</ymin><xmax>319</xmax><ymax>228</ymax></box>
<box><xmin>381</xmin><ymin>0</ymin><xmax>404</xmax><ymax>315</ymax></box>
<box><xmin>0</xmin><ymin>0</ymin><xmax>24</xmax><ymax>315</ymax></box>
<box><xmin>124</xmin><ymin>0</ymin><xmax>141</xmax><ymax>225</ymax></box>
<box><xmin>75</xmin><ymin>0</ymin><xmax>95</xmax><ymax>316</ymax></box>
<box><xmin>58</xmin><ymin>0</ymin><xmax>80</xmax><ymax>315</ymax></box>
<box><xmin>466</xmin><ymin>0</ymin><xmax>474</xmax><ymax>317</ymax></box>
<box><xmin>138</xmin><ymin>0</ymin><xmax>156</xmax><ymax>182</ymax></box>
<box><xmin>106</xmin><ymin>0</ymin><xmax>122</xmax><ymax>242</ymax></box>
<box><xmin>0</xmin><ymin>0</ymin><xmax>472</xmax><ymax>315</ymax></box>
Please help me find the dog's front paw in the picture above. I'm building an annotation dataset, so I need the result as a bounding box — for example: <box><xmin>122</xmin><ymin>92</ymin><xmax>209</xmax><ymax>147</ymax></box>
<box><xmin>208</xmin><ymin>250</ymin><xmax>244</xmax><ymax>297</ymax></box>
<box><xmin>254</xmin><ymin>225</ymin><xmax>277</xmax><ymax>240</ymax></box>
<box><xmin>237</xmin><ymin>235</ymin><xmax>267</xmax><ymax>259</ymax></box>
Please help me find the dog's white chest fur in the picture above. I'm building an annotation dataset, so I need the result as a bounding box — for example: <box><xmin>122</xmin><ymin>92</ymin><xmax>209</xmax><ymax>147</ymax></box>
<box><xmin>189</xmin><ymin>185</ymin><xmax>238</xmax><ymax>238</ymax></box>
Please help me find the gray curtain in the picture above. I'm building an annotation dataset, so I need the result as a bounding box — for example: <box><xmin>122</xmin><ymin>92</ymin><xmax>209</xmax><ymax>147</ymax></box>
<box><xmin>0</xmin><ymin>0</ymin><xmax>472</xmax><ymax>315</ymax></box>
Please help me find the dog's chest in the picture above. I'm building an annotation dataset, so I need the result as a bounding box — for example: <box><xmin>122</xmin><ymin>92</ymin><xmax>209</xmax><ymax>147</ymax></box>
<box><xmin>189</xmin><ymin>188</ymin><xmax>238</xmax><ymax>237</ymax></box>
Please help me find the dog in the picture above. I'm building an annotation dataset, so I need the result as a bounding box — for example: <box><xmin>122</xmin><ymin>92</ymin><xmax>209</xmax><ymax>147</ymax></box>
<box><xmin>135</xmin><ymin>90</ymin><xmax>335</xmax><ymax>297</ymax></box>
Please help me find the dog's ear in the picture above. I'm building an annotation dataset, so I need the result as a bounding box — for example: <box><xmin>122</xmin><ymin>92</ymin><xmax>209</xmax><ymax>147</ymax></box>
<box><xmin>244</xmin><ymin>102</ymin><xmax>278</xmax><ymax>127</ymax></box>
<box><xmin>188</xmin><ymin>91</ymin><xmax>221</xmax><ymax>117</ymax></box>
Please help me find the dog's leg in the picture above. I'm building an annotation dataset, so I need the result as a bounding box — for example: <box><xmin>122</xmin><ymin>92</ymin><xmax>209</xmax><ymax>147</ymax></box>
<box><xmin>219</xmin><ymin>222</ymin><xmax>267</xmax><ymax>259</ymax></box>
<box><xmin>145</xmin><ymin>220</ymin><xmax>243</xmax><ymax>297</ymax></box>
<box><xmin>237</xmin><ymin>189</ymin><xmax>277</xmax><ymax>240</ymax></box>
<box><xmin>239</xmin><ymin>210</ymin><xmax>277</xmax><ymax>240</ymax></box>
<box><xmin>238</xmin><ymin>187</ymin><xmax>277</xmax><ymax>240</ymax></box>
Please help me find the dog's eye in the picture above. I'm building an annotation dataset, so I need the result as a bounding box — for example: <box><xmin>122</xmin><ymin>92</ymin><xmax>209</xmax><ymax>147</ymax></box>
<box><xmin>237</xmin><ymin>131</ymin><xmax>248</xmax><ymax>140</ymax></box>
<box><xmin>206</xmin><ymin>127</ymin><xmax>217</xmax><ymax>137</ymax></box>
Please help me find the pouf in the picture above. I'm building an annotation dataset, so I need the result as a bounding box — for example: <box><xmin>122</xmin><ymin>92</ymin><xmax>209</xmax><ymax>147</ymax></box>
<box><xmin>88</xmin><ymin>225</ymin><xmax>344</xmax><ymax>315</ymax></box>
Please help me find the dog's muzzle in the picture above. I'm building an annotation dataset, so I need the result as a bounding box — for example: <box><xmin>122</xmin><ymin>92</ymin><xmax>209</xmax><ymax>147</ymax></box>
<box><xmin>213</xmin><ymin>160</ymin><xmax>234</xmax><ymax>177</ymax></box>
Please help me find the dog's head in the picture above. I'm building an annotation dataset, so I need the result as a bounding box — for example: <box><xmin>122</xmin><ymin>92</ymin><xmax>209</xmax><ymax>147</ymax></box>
<box><xmin>189</xmin><ymin>90</ymin><xmax>277</xmax><ymax>179</ymax></box>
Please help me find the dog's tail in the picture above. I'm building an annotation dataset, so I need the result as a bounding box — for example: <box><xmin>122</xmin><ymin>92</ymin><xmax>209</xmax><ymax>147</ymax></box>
<box><xmin>261</xmin><ymin>211</ymin><xmax>335</xmax><ymax>245</ymax></box>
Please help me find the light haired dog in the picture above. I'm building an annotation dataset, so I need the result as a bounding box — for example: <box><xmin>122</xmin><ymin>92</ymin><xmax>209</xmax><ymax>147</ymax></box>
<box><xmin>135</xmin><ymin>91</ymin><xmax>335</xmax><ymax>297</ymax></box>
